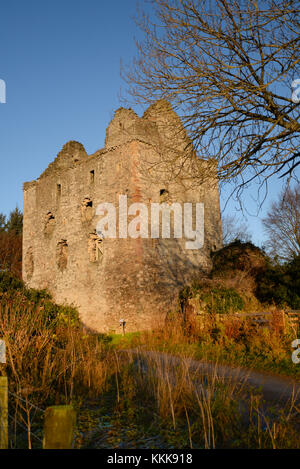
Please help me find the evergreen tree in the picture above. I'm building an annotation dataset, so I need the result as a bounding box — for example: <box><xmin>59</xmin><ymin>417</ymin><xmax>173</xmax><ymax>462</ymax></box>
<box><xmin>5</xmin><ymin>207</ymin><xmax>23</xmax><ymax>235</ymax></box>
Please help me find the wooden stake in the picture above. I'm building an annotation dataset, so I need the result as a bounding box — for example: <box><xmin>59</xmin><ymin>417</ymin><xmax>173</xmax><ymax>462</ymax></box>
<box><xmin>0</xmin><ymin>377</ymin><xmax>8</xmax><ymax>449</ymax></box>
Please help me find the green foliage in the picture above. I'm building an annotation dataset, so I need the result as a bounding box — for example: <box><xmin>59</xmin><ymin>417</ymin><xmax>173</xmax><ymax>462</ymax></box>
<box><xmin>178</xmin><ymin>285</ymin><xmax>193</xmax><ymax>309</ymax></box>
<box><xmin>0</xmin><ymin>271</ymin><xmax>24</xmax><ymax>292</ymax></box>
<box><xmin>209</xmin><ymin>241</ymin><xmax>300</xmax><ymax>309</ymax></box>
<box><xmin>0</xmin><ymin>270</ymin><xmax>79</xmax><ymax>327</ymax></box>
<box><xmin>179</xmin><ymin>283</ymin><xmax>244</xmax><ymax>314</ymax></box>
<box><xmin>200</xmin><ymin>287</ymin><xmax>244</xmax><ymax>314</ymax></box>
<box><xmin>0</xmin><ymin>207</ymin><xmax>23</xmax><ymax>234</ymax></box>
<box><xmin>256</xmin><ymin>255</ymin><xmax>300</xmax><ymax>309</ymax></box>
<box><xmin>5</xmin><ymin>207</ymin><xmax>23</xmax><ymax>235</ymax></box>
<box><xmin>38</xmin><ymin>299</ymin><xmax>80</xmax><ymax>328</ymax></box>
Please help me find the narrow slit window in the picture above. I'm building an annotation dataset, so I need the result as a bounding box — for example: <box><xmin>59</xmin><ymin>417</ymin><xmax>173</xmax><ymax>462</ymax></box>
<box><xmin>90</xmin><ymin>170</ymin><xmax>95</xmax><ymax>184</ymax></box>
<box><xmin>160</xmin><ymin>189</ymin><xmax>169</xmax><ymax>202</ymax></box>
<box><xmin>81</xmin><ymin>198</ymin><xmax>94</xmax><ymax>222</ymax></box>
<box><xmin>57</xmin><ymin>184</ymin><xmax>62</xmax><ymax>198</ymax></box>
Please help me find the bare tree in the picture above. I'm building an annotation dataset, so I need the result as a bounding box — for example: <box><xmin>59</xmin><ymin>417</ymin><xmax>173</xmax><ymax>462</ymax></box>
<box><xmin>123</xmin><ymin>0</ymin><xmax>300</xmax><ymax>198</ymax></box>
<box><xmin>262</xmin><ymin>183</ymin><xmax>300</xmax><ymax>261</ymax></box>
<box><xmin>0</xmin><ymin>231</ymin><xmax>22</xmax><ymax>277</ymax></box>
<box><xmin>222</xmin><ymin>214</ymin><xmax>252</xmax><ymax>244</ymax></box>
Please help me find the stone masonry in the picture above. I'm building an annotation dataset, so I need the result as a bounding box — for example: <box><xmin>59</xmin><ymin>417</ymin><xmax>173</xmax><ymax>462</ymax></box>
<box><xmin>23</xmin><ymin>100</ymin><xmax>222</xmax><ymax>332</ymax></box>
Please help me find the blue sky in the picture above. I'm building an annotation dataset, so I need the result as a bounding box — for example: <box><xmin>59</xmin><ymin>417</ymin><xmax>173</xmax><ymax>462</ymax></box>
<box><xmin>0</xmin><ymin>0</ymin><xmax>296</xmax><ymax>246</ymax></box>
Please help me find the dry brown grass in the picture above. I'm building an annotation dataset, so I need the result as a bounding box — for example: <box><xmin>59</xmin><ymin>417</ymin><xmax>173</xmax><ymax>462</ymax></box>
<box><xmin>0</xmin><ymin>297</ymin><xmax>116</xmax><ymax>448</ymax></box>
<box><xmin>0</xmin><ymin>294</ymin><xmax>299</xmax><ymax>449</ymax></box>
<box><xmin>111</xmin><ymin>345</ymin><xmax>300</xmax><ymax>449</ymax></box>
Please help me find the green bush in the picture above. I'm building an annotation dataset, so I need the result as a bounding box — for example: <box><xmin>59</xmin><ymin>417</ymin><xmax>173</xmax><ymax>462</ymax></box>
<box><xmin>211</xmin><ymin>240</ymin><xmax>267</xmax><ymax>278</ymax></box>
<box><xmin>0</xmin><ymin>271</ymin><xmax>25</xmax><ymax>292</ymax></box>
<box><xmin>200</xmin><ymin>287</ymin><xmax>244</xmax><ymax>314</ymax></box>
<box><xmin>256</xmin><ymin>255</ymin><xmax>300</xmax><ymax>309</ymax></box>
<box><xmin>210</xmin><ymin>241</ymin><xmax>300</xmax><ymax>309</ymax></box>
<box><xmin>179</xmin><ymin>283</ymin><xmax>244</xmax><ymax>314</ymax></box>
<box><xmin>0</xmin><ymin>271</ymin><xmax>79</xmax><ymax>327</ymax></box>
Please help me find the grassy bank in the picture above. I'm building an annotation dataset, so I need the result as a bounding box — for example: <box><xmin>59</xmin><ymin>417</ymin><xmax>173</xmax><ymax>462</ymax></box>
<box><xmin>115</xmin><ymin>315</ymin><xmax>300</xmax><ymax>381</ymax></box>
<box><xmin>0</xmin><ymin>273</ymin><xmax>299</xmax><ymax>448</ymax></box>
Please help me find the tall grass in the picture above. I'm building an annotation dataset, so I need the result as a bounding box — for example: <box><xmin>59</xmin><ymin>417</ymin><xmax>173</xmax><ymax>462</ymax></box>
<box><xmin>98</xmin><ymin>346</ymin><xmax>300</xmax><ymax>449</ymax></box>
<box><xmin>130</xmin><ymin>311</ymin><xmax>300</xmax><ymax>379</ymax></box>
<box><xmin>0</xmin><ymin>293</ymin><xmax>299</xmax><ymax>449</ymax></box>
<box><xmin>0</xmin><ymin>296</ymin><xmax>115</xmax><ymax>448</ymax></box>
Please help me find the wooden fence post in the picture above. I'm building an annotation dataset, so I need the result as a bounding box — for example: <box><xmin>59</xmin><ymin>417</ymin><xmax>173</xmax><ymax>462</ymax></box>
<box><xmin>0</xmin><ymin>377</ymin><xmax>8</xmax><ymax>449</ymax></box>
<box><xmin>43</xmin><ymin>405</ymin><xmax>76</xmax><ymax>449</ymax></box>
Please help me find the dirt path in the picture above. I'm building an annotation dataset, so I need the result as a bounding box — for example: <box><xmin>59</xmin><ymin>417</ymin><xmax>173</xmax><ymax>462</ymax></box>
<box><xmin>125</xmin><ymin>349</ymin><xmax>300</xmax><ymax>405</ymax></box>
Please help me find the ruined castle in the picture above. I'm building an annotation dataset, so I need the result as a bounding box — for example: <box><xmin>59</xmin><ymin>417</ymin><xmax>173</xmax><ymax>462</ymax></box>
<box><xmin>23</xmin><ymin>100</ymin><xmax>222</xmax><ymax>332</ymax></box>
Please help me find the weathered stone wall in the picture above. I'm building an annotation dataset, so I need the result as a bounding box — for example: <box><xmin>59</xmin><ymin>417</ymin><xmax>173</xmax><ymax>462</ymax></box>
<box><xmin>23</xmin><ymin>102</ymin><xmax>222</xmax><ymax>332</ymax></box>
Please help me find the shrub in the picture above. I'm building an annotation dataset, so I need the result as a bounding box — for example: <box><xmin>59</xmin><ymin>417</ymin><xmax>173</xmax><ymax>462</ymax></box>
<box><xmin>0</xmin><ymin>271</ymin><xmax>79</xmax><ymax>326</ymax></box>
<box><xmin>210</xmin><ymin>242</ymin><xmax>300</xmax><ymax>309</ymax></box>
<box><xmin>0</xmin><ymin>271</ymin><xmax>24</xmax><ymax>292</ymax></box>
<box><xmin>179</xmin><ymin>283</ymin><xmax>244</xmax><ymax>315</ymax></box>
<box><xmin>211</xmin><ymin>240</ymin><xmax>267</xmax><ymax>278</ymax></box>
<box><xmin>200</xmin><ymin>287</ymin><xmax>244</xmax><ymax>314</ymax></box>
<box><xmin>256</xmin><ymin>255</ymin><xmax>300</xmax><ymax>309</ymax></box>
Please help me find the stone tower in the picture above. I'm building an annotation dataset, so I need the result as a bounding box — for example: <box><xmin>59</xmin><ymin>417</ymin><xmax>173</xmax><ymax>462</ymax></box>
<box><xmin>23</xmin><ymin>101</ymin><xmax>222</xmax><ymax>332</ymax></box>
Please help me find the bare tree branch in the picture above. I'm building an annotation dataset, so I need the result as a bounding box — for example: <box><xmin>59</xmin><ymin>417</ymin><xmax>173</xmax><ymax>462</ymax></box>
<box><xmin>122</xmin><ymin>0</ymin><xmax>300</xmax><ymax>200</ymax></box>
<box><xmin>262</xmin><ymin>182</ymin><xmax>300</xmax><ymax>261</ymax></box>
<box><xmin>222</xmin><ymin>213</ymin><xmax>252</xmax><ymax>244</ymax></box>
